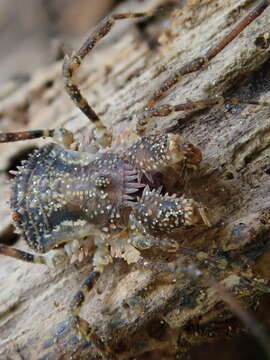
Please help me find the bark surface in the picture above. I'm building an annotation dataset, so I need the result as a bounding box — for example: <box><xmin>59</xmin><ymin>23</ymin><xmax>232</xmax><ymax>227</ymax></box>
<box><xmin>0</xmin><ymin>0</ymin><xmax>270</xmax><ymax>359</ymax></box>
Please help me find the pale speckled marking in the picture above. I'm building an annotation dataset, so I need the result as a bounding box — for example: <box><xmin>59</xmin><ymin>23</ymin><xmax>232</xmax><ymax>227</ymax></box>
<box><xmin>130</xmin><ymin>186</ymin><xmax>209</xmax><ymax>237</ymax></box>
<box><xmin>1</xmin><ymin>1</ymin><xmax>269</xmax><ymax>357</ymax></box>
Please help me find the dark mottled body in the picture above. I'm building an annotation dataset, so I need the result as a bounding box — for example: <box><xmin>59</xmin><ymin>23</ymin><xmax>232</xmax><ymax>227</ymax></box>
<box><xmin>10</xmin><ymin>133</ymin><xmax>204</xmax><ymax>256</ymax></box>
<box><xmin>11</xmin><ymin>144</ymin><xmax>137</xmax><ymax>252</ymax></box>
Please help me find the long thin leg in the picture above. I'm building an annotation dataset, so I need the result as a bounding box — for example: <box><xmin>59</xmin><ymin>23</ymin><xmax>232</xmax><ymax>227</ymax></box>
<box><xmin>68</xmin><ymin>271</ymin><xmax>110</xmax><ymax>355</ymax></box>
<box><xmin>62</xmin><ymin>9</ymin><xmax>166</xmax><ymax>148</ymax></box>
<box><xmin>0</xmin><ymin>128</ymin><xmax>76</xmax><ymax>149</ymax></box>
<box><xmin>0</xmin><ymin>244</ymin><xmax>69</xmax><ymax>267</ymax></box>
<box><xmin>137</xmin><ymin>96</ymin><xmax>270</xmax><ymax>123</ymax></box>
<box><xmin>136</xmin><ymin>0</ymin><xmax>270</xmax><ymax>135</ymax></box>
<box><xmin>0</xmin><ymin>239</ymin><xmax>84</xmax><ymax>267</ymax></box>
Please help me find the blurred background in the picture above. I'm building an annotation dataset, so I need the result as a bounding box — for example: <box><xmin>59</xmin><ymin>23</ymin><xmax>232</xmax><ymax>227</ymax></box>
<box><xmin>0</xmin><ymin>0</ymin><xmax>124</xmax><ymax>85</ymax></box>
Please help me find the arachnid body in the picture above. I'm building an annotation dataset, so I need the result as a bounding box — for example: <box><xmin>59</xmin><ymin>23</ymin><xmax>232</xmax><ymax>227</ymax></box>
<box><xmin>1</xmin><ymin>1</ymin><xmax>270</xmax><ymax>359</ymax></box>
<box><xmin>3</xmin><ymin>130</ymin><xmax>207</xmax><ymax>270</ymax></box>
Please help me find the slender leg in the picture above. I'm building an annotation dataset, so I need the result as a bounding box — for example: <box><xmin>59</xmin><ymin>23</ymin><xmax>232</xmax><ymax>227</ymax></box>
<box><xmin>68</xmin><ymin>271</ymin><xmax>111</xmax><ymax>356</ymax></box>
<box><xmin>136</xmin><ymin>0</ymin><xmax>270</xmax><ymax>135</ymax></box>
<box><xmin>0</xmin><ymin>239</ymin><xmax>83</xmax><ymax>267</ymax></box>
<box><xmin>62</xmin><ymin>9</ymin><xmax>167</xmax><ymax>147</ymax></box>
<box><xmin>0</xmin><ymin>244</ymin><xmax>69</xmax><ymax>267</ymax></box>
<box><xmin>0</xmin><ymin>128</ymin><xmax>77</xmax><ymax>149</ymax></box>
<box><xmin>137</xmin><ymin>96</ymin><xmax>270</xmax><ymax>124</ymax></box>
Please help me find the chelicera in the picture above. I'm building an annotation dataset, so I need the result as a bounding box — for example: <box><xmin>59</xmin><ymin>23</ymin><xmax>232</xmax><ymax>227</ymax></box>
<box><xmin>0</xmin><ymin>1</ymin><xmax>269</xmax><ymax>358</ymax></box>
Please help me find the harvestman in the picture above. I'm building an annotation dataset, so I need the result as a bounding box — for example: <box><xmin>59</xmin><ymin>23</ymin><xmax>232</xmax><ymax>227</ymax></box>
<box><xmin>0</xmin><ymin>0</ymin><xmax>269</xmax><ymax>358</ymax></box>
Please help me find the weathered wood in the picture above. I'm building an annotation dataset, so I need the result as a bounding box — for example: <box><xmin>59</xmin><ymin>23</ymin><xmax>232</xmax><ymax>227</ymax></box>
<box><xmin>0</xmin><ymin>0</ymin><xmax>270</xmax><ymax>359</ymax></box>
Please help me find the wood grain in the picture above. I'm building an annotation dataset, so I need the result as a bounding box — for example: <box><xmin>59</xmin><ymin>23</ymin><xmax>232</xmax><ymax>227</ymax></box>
<box><xmin>0</xmin><ymin>0</ymin><xmax>270</xmax><ymax>359</ymax></box>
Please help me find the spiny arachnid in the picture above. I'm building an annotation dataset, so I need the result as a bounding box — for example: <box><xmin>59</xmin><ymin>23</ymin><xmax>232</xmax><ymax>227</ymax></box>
<box><xmin>0</xmin><ymin>1</ymin><xmax>269</xmax><ymax>358</ymax></box>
